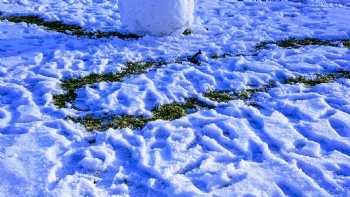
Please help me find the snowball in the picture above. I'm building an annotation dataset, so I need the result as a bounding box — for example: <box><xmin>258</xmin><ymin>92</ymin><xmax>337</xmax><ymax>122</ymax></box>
<box><xmin>119</xmin><ymin>0</ymin><xmax>195</xmax><ymax>36</ymax></box>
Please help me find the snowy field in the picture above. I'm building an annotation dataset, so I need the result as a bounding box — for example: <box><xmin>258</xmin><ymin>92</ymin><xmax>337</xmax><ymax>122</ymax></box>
<box><xmin>1</xmin><ymin>0</ymin><xmax>350</xmax><ymax>196</ymax></box>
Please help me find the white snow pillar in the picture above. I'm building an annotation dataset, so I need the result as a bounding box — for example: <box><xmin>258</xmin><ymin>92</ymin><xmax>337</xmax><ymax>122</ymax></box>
<box><xmin>119</xmin><ymin>0</ymin><xmax>195</xmax><ymax>36</ymax></box>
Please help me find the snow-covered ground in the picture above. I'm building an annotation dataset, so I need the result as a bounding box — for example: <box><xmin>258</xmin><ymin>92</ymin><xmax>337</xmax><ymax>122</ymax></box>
<box><xmin>1</xmin><ymin>0</ymin><xmax>350</xmax><ymax>196</ymax></box>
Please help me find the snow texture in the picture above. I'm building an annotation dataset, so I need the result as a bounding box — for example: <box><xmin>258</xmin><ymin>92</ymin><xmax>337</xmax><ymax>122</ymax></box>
<box><xmin>119</xmin><ymin>0</ymin><xmax>195</xmax><ymax>36</ymax></box>
<box><xmin>0</xmin><ymin>0</ymin><xmax>350</xmax><ymax>196</ymax></box>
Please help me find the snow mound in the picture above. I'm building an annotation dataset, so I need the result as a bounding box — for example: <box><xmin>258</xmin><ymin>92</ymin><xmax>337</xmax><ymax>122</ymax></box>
<box><xmin>119</xmin><ymin>0</ymin><xmax>195</xmax><ymax>36</ymax></box>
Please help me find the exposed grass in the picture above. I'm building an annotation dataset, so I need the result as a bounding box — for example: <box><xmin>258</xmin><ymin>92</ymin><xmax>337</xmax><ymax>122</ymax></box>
<box><xmin>0</xmin><ymin>15</ymin><xmax>141</xmax><ymax>40</ymax></box>
<box><xmin>70</xmin><ymin>98</ymin><xmax>215</xmax><ymax>131</ymax></box>
<box><xmin>204</xmin><ymin>71</ymin><xmax>350</xmax><ymax>103</ymax></box>
<box><xmin>61</xmin><ymin>62</ymin><xmax>155</xmax><ymax>90</ymax></box>
<box><xmin>152</xmin><ymin>104</ymin><xmax>187</xmax><ymax>120</ymax></box>
<box><xmin>109</xmin><ymin>116</ymin><xmax>153</xmax><ymax>130</ymax></box>
<box><xmin>285</xmin><ymin>70</ymin><xmax>350</xmax><ymax>86</ymax></box>
<box><xmin>53</xmin><ymin>52</ymin><xmax>206</xmax><ymax>108</ymax></box>
<box><xmin>151</xmin><ymin>98</ymin><xmax>215</xmax><ymax>121</ymax></box>
<box><xmin>53</xmin><ymin>62</ymin><xmax>155</xmax><ymax>108</ymax></box>
<box><xmin>203</xmin><ymin>90</ymin><xmax>235</xmax><ymax>102</ymax></box>
<box><xmin>53</xmin><ymin>89</ymin><xmax>77</xmax><ymax>108</ymax></box>
<box><xmin>69</xmin><ymin>115</ymin><xmax>104</xmax><ymax>131</ymax></box>
<box><xmin>1</xmin><ymin>15</ymin><xmax>348</xmax><ymax>52</ymax></box>
<box><xmin>204</xmin><ymin>81</ymin><xmax>277</xmax><ymax>102</ymax></box>
<box><xmin>69</xmin><ymin>70</ymin><xmax>350</xmax><ymax>131</ymax></box>
<box><xmin>277</xmin><ymin>38</ymin><xmax>334</xmax><ymax>48</ymax></box>
<box><xmin>41</xmin><ymin>30</ymin><xmax>350</xmax><ymax>129</ymax></box>
<box><xmin>256</xmin><ymin>37</ymin><xmax>350</xmax><ymax>50</ymax></box>
<box><xmin>4</xmin><ymin>15</ymin><xmax>347</xmax><ymax>62</ymax></box>
<box><xmin>69</xmin><ymin>115</ymin><xmax>153</xmax><ymax>131</ymax></box>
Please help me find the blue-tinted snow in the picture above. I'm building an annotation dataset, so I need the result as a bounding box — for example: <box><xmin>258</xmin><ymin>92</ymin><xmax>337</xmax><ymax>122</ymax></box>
<box><xmin>1</xmin><ymin>0</ymin><xmax>350</xmax><ymax>196</ymax></box>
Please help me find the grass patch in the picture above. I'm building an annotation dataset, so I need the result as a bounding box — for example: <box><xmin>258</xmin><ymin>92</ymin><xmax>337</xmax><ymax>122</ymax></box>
<box><xmin>277</xmin><ymin>38</ymin><xmax>334</xmax><ymax>48</ymax></box>
<box><xmin>69</xmin><ymin>115</ymin><xmax>153</xmax><ymax>131</ymax></box>
<box><xmin>203</xmin><ymin>90</ymin><xmax>235</xmax><ymax>102</ymax></box>
<box><xmin>53</xmin><ymin>53</ymin><xmax>206</xmax><ymax>108</ymax></box>
<box><xmin>69</xmin><ymin>70</ymin><xmax>350</xmax><ymax>131</ymax></box>
<box><xmin>285</xmin><ymin>70</ymin><xmax>350</xmax><ymax>86</ymax></box>
<box><xmin>61</xmin><ymin>62</ymin><xmax>155</xmax><ymax>90</ymax></box>
<box><xmin>53</xmin><ymin>89</ymin><xmax>77</xmax><ymax>108</ymax></box>
<box><xmin>53</xmin><ymin>62</ymin><xmax>155</xmax><ymax>108</ymax></box>
<box><xmin>151</xmin><ymin>97</ymin><xmax>215</xmax><ymax>121</ymax></box>
<box><xmin>152</xmin><ymin>104</ymin><xmax>186</xmax><ymax>120</ymax></box>
<box><xmin>204</xmin><ymin>81</ymin><xmax>277</xmax><ymax>102</ymax></box>
<box><xmin>70</xmin><ymin>98</ymin><xmax>215</xmax><ymax>131</ymax></box>
<box><xmin>0</xmin><ymin>15</ymin><xmax>141</xmax><ymax>40</ymax></box>
<box><xmin>256</xmin><ymin>37</ymin><xmax>350</xmax><ymax>50</ymax></box>
<box><xmin>70</xmin><ymin>115</ymin><xmax>104</xmax><ymax>131</ymax></box>
<box><xmin>204</xmin><ymin>71</ymin><xmax>350</xmax><ymax>103</ymax></box>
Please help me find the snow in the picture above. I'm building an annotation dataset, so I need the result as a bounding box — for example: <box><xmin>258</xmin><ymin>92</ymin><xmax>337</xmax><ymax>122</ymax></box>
<box><xmin>1</xmin><ymin>0</ymin><xmax>350</xmax><ymax>196</ymax></box>
<box><xmin>119</xmin><ymin>0</ymin><xmax>194</xmax><ymax>36</ymax></box>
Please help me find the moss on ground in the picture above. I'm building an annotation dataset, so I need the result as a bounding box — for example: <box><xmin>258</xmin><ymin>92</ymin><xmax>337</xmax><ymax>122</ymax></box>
<box><xmin>0</xmin><ymin>15</ymin><xmax>141</xmax><ymax>40</ymax></box>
